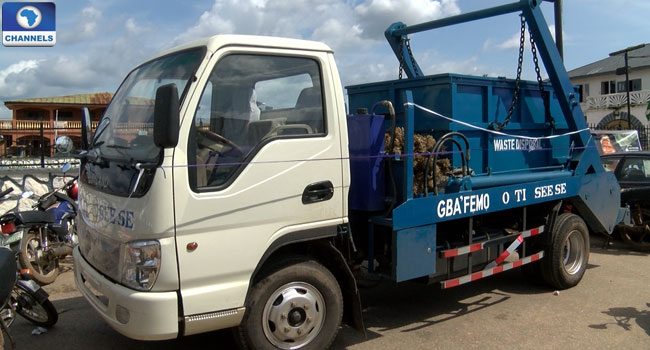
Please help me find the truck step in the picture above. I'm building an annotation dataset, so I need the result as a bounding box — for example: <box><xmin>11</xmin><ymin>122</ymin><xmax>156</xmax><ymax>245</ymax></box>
<box><xmin>440</xmin><ymin>225</ymin><xmax>544</xmax><ymax>258</ymax></box>
<box><xmin>440</xmin><ymin>251</ymin><xmax>544</xmax><ymax>289</ymax></box>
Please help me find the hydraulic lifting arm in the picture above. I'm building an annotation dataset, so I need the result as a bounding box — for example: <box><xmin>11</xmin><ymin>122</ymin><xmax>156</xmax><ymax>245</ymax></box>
<box><xmin>384</xmin><ymin>0</ymin><xmax>599</xmax><ymax>173</ymax></box>
<box><xmin>383</xmin><ymin>0</ymin><xmax>622</xmax><ymax>233</ymax></box>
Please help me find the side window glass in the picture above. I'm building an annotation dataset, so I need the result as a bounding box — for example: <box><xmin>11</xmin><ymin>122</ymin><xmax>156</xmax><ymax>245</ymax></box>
<box><xmin>602</xmin><ymin>157</ymin><xmax>620</xmax><ymax>172</ymax></box>
<box><xmin>254</xmin><ymin>73</ymin><xmax>323</xmax><ymax>136</ymax></box>
<box><xmin>190</xmin><ymin>54</ymin><xmax>324</xmax><ymax>190</ymax></box>
<box><xmin>621</xmin><ymin>158</ymin><xmax>645</xmax><ymax>181</ymax></box>
<box><xmin>195</xmin><ymin>81</ymin><xmax>212</xmax><ymax>128</ymax></box>
<box><xmin>643</xmin><ymin>159</ymin><xmax>650</xmax><ymax>178</ymax></box>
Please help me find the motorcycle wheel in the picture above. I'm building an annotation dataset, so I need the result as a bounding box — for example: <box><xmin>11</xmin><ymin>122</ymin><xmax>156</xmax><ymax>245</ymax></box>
<box><xmin>19</xmin><ymin>231</ymin><xmax>59</xmax><ymax>286</ymax></box>
<box><xmin>12</xmin><ymin>285</ymin><xmax>58</xmax><ymax>328</ymax></box>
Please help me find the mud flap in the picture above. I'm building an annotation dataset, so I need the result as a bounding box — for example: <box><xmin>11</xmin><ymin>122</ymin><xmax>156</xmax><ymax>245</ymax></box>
<box><xmin>320</xmin><ymin>241</ymin><xmax>366</xmax><ymax>335</ymax></box>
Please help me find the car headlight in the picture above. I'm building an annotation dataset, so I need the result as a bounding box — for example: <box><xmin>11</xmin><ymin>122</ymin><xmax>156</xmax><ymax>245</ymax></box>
<box><xmin>121</xmin><ymin>240</ymin><xmax>160</xmax><ymax>291</ymax></box>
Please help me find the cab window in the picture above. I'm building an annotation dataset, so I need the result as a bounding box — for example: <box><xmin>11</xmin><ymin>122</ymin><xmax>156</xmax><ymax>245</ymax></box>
<box><xmin>189</xmin><ymin>54</ymin><xmax>325</xmax><ymax>190</ymax></box>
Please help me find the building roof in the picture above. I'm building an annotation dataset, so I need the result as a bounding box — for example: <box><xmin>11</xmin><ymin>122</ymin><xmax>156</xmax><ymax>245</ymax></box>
<box><xmin>567</xmin><ymin>43</ymin><xmax>650</xmax><ymax>79</ymax></box>
<box><xmin>4</xmin><ymin>92</ymin><xmax>113</xmax><ymax>109</ymax></box>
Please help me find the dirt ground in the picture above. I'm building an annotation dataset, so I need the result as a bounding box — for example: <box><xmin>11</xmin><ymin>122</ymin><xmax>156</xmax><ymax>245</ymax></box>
<box><xmin>7</xmin><ymin>234</ymin><xmax>650</xmax><ymax>349</ymax></box>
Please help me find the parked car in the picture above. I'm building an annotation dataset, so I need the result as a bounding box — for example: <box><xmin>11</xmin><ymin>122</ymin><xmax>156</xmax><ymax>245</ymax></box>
<box><xmin>601</xmin><ymin>151</ymin><xmax>650</xmax><ymax>251</ymax></box>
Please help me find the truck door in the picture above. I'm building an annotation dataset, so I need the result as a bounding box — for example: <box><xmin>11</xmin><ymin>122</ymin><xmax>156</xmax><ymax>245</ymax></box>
<box><xmin>172</xmin><ymin>48</ymin><xmax>345</xmax><ymax>318</ymax></box>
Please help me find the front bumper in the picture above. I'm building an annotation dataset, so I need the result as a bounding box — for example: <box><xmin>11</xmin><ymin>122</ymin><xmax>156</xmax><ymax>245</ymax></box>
<box><xmin>73</xmin><ymin>246</ymin><xmax>179</xmax><ymax>340</ymax></box>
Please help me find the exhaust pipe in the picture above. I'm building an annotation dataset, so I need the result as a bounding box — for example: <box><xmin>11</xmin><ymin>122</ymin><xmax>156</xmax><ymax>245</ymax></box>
<box><xmin>46</xmin><ymin>244</ymin><xmax>73</xmax><ymax>258</ymax></box>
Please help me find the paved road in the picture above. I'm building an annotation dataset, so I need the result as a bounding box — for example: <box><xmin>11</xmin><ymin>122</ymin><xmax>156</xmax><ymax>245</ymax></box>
<box><xmin>7</xmin><ymin>235</ymin><xmax>650</xmax><ymax>349</ymax></box>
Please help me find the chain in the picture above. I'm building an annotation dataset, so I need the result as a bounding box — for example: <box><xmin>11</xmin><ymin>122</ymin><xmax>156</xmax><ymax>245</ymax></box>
<box><xmin>406</xmin><ymin>39</ymin><xmax>420</xmax><ymax>77</ymax></box>
<box><xmin>398</xmin><ymin>37</ymin><xmax>419</xmax><ymax>79</ymax></box>
<box><xmin>492</xmin><ymin>15</ymin><xmax>526</xmax><ymax>131</ymax></box>
<box><xmin>398</xmin><ymin>39</ymin><xmax>404</xmax><ymax>80</ymax></box>
<box><xmin>529</xmin><ymin>29</ymin><xmax>556</xmax><ymax>128</ymax></box>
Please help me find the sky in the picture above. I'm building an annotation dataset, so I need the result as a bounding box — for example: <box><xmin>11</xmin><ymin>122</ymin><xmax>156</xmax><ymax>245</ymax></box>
<box><xmin>0</xmin><ymin>0</ymin><xmax>648</xmax><ymax>119</ymax></box>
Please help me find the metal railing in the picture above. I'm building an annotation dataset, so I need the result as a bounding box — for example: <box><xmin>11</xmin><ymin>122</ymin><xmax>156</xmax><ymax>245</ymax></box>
<box><xmin>1</xmin><ymin>121</ymin><xmax>155</xmax><ymax>160</ymax></box>
<box><xmin>584</xmin><ymin>90</ymin><xmax>650</xmax><ymax>110</ymax></box>
<box><xmin>0</xmin><ymin>120</ymin><xmax>100</xmax><ymax>130</ymax></box>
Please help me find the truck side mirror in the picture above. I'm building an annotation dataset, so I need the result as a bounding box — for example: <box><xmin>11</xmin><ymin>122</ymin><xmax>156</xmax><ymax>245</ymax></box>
<box><xmin>153</xmin><ymin>83</ymin><xmax>180</xmax><ymax>148</ymax></box>
<box><xmin>81</xmin><ymin>107</ymin><xmax>92</xmax><ymax>150</ymax></box>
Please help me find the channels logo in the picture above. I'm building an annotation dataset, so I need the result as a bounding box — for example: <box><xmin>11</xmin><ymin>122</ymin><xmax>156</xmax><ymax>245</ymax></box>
<box><xmin>2</xmin><ymin>2</ymin><xmax>56</xmax><ymax>47</ymax></box>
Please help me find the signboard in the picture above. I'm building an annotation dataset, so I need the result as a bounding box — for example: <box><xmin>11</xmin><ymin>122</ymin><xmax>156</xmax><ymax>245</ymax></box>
<box><xmin>591</xmin><ymin>130</ymin><xmax>642</xmax><ymax>155</ymax></box>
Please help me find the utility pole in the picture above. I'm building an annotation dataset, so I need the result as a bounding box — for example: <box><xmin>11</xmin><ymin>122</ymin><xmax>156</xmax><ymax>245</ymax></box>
<box><xmin>610</xmin><ymin>44</ymin><xmax>645</xmax><ymax>129</ymax></box>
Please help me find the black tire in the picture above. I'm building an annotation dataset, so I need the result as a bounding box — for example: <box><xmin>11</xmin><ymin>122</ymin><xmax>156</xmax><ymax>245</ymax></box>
<box><xmin>540</xmin><ymin>213</ymin><xmax>590</xmax><ymax>290</ymax></box>
<box><xmin>237</xmin><ymin>259</ymin><xmax>343</xmax><ymax>350</ymax></box>
<box><xmin>19</xmin><ymin>231</ymin><xmax>59</xmax><ymax>286</ymax></box>
<box><xmin>12</xmin><ymin>285</ymin><xmax>58</xmax><ymax>328</ymax></box>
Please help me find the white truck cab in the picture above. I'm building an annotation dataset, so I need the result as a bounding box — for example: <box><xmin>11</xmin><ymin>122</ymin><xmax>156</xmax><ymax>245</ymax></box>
<box><xmin>74</xmin><ymin>35</ymin><xmax>356</xmax><ymax>348</ymax></box>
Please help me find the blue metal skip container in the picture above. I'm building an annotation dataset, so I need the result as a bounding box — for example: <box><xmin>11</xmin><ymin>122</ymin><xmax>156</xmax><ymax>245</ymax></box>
<box><xmin>347</xmin><ymin>112</ymin><xmax>386</xmax><ymax>211</ymax></box>
<box><xmin>346</xmin><ymin>73</ymin><xmax>571</xmax><ymax>178</ymax></box>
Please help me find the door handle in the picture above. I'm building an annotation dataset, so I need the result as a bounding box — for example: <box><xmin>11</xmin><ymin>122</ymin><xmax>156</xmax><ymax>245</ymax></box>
<box><xmin>302</xmin><ymin>181</ymin><xmax>334</xmax><ymax>204</ymax></box>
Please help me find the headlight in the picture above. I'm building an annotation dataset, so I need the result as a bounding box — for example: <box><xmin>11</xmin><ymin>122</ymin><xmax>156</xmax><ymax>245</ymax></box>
<box><xmin>121</xmin><ymin>240</ymin><xmax>161</xmax><ymax>291</ymax></box>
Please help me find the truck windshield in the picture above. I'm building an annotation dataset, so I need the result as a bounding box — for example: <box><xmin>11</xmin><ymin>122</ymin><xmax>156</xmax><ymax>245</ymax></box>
<box><xmin>93</xmin><ymin>48</ymin><xmax>205</xmax><ymax>163</ymax></box>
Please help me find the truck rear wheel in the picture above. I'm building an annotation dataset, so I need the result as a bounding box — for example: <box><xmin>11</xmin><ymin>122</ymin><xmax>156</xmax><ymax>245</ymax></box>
<box><xmin>541</xmin><ymin>213</ymin><xmax>589</xmax><ymax>289</ymax></box>
<box><xmin>237</xmin><ymin>259</ymin><xmax>343</xmax><ymax>350</ymax></box>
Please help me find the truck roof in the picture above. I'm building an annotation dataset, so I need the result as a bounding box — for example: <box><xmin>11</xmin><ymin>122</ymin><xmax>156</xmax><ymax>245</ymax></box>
<box><xmin>148</xmin><ymin>34</ymin><xmax>334</xmax><ymax>63</ymax></box>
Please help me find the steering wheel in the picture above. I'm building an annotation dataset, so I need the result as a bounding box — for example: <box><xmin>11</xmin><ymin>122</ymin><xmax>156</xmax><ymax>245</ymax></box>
<box><xmin>197</xmin><ymin>128</ymin><xmax>244</xmax><ymax>156</ymax></box>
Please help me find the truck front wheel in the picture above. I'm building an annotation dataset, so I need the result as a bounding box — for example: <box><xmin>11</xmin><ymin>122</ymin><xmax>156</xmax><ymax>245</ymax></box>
<box><xmin>541</xmin><ymin>213</ymin><xmax>590</xmax><ymax>289</ymax></box>
<box><xmin>237</xmin><ymin>259</ymin><xmax>343</xmax><ymax>350</ymax></box>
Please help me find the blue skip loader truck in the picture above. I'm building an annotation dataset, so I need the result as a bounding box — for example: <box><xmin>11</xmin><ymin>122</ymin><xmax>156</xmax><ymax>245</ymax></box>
<box><xmin>73</xmin><ymin>0</ymin><xmax>626</xmax><ymax>348</ymax></box>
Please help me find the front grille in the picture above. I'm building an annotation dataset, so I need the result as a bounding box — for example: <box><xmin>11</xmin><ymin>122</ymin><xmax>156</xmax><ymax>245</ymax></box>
<box><xmin>78</xmin><ymin>222</ymin><xmax>121</xmax><ymax>282</ymax></box>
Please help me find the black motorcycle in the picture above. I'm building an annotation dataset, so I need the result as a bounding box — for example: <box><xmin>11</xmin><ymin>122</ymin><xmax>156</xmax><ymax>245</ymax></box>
<box><xmin>0</xmin><ymin>246</ymin><xmax>58</xmax><ymax>350</ymax></box>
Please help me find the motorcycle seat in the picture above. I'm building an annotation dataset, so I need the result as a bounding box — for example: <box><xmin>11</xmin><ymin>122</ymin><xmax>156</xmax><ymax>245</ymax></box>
<box><xmin>14</xmin><ymin>210</ymin><xmax>55</xmax><ymax>225</ymax></box>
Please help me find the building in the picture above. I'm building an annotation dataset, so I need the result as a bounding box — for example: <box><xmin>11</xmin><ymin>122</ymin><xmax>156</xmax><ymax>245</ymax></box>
<box><xmin>0</xmin><ymin>92</ymin><xmax>112</xmax><ymax>157</ymax></box>
<box><xmin>568</xmin><ymin>43</ymin><xmax>650</xmax><ymax>131</ymax></box>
